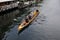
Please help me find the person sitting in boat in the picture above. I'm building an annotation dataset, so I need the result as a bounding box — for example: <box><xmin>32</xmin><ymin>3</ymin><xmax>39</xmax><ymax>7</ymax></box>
<box><xmin>33</xmin><ymin>10</ymin><xmax>39</xmax><ymax>16</ymax></box>
<box><xmin>28</xmin><ymin>15</ymin><xmax>32</xmax><ymax>20</ymax></box>
<box><xmin>23</xmin><ymin>18</ymin><xmax>29</xmax><ymax>25</ymax></box>
<box><xmin>23</xmin><ymin>15</ymin><xmax>32</xmax><ymax>25</ymax></box>
<box><xmin>36</xmin><ymin>10</ymin><xmax>39</xmax><ymax>13</ymax></box>
<box><xmin>25</xmin><ymin>18</ymin><xmax>29</xmax><ymax>23</ymax></box>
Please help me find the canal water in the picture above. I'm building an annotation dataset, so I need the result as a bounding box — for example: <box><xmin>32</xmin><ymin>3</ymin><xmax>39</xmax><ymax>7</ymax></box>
<box><xmin>1</xmin><ymin>5</ymin><xmax>42</xmax><ymax>40</ymax></box>
<box><xmin>2</xmin><ymin>6</ymin><xmax>42</xmax><ymax>40</ymax></box>
<box><xmin>1</xmin><ymin>0</ymin><xmax>60</xmax><ymax>40</ymax></box>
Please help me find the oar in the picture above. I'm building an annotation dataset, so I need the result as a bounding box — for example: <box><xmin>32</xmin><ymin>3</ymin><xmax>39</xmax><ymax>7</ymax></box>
<box><xmin>34</xmin><ymin>19</ymin><xmax>42</xmax><ymax>24</ymax></box>
<box><xmin>34</xmin><ymin>18</ymin><xmax>45</xmax><ymax>24</ymax></box>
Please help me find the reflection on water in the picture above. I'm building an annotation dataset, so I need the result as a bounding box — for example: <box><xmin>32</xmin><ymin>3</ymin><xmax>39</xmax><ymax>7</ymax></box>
<box><xmin>0</xmin><ymin>3</ymin><xmax>45</xmax><ymax>40</ymax></box>
<box><xmin>0</xmin><ymin>7</ymin><xmax>31</xmax><ymax>40</ymax></box>
<box><xmin>2</xmin><ymin>6</ymin><xmax>45</xmax><ymax>40</ymax></box>
<box><xmin>1</xmin><ymin>0</ymin><xmax>60</xmax><ymax>40</ymax></box>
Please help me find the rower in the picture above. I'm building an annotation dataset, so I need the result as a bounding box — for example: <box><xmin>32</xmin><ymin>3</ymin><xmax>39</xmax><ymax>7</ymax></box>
<box><xmin>23</xmin><ymin>18</ymin><xmax>29</xmax><ymax>25</ymax></box>
<box><xmin>33</xmin><ymin>10</ymin><xmax>39</xmax><ymax>16</ymax></box>
<box><xmin>28</xmin><ymin>15</ymin><xmax>32</xmax><ymax>20</ymax></box>
<box><xmin>23</xmin><ymin>15</ymin><xmax>32</xmax><ymax>25</ymax></box>
<box><xmin>25</xmin><ymin>18</ymin><xmax>29</xmax><ymax>23</ymax></box>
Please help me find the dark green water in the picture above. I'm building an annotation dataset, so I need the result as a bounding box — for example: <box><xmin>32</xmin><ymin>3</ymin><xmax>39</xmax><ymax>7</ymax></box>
<box><xmin>1</xmin><ymin>0</ymin><xmax>60</xmax><ymax>40</ymax></box>
<box><xmin>1</xmin><ymin>6</ymin><xmax>45</xmax><ymax>40</ymax></box>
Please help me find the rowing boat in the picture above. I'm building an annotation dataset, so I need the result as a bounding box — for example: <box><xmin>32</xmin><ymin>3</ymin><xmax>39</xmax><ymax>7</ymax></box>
<box><xmin>18</xmin><ymin>11</ymin><xmax>39</xmax><ymax>32</ymax></box>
